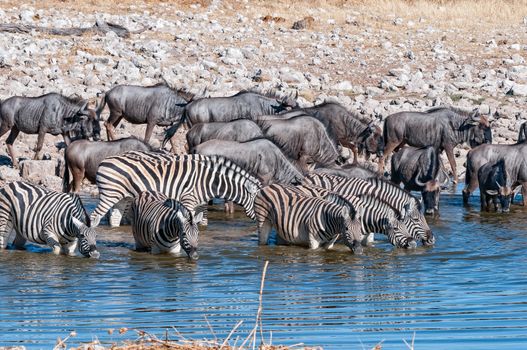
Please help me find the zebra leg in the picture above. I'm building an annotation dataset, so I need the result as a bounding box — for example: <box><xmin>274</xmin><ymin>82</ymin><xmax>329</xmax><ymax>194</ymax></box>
<box><xmin>62</xmin><ymin>240</ymin><xmax>77</xmax><ymax>256</ymax></box>
<box><xmin>257</xmin><ymin>220</ymin><xmax>272</xmax><ymax>245</ymax></box>
<box><xmin>12</xmin><ymin>233</ymin><xmax>27</xmax><ymax>250</ymax></box>
<box><xmin>42</xmin><ymin>229</ymin><xmax>61</xmax><ymax>255</ymax></box>
<box><xmin>0</xmin><ymin>205</ymin><xmax>12</xmax><ymax>249</ymax></box>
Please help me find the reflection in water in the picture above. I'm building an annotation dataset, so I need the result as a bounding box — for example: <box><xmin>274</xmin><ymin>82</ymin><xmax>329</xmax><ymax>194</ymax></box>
<box><xmin>0</xmin><ymin>194</ymin><xmax>527</xmax><ymax>349</ymax></box>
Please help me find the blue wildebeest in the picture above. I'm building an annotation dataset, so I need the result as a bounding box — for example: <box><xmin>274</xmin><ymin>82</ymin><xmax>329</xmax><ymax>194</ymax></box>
<box><xmin>95</xmin><ymin>83</ymin><xmax>194</xmax><ymax>147</ymax></box>
<box><xmin>184</xmin><ymin>119</ymin><xmax>264</xmax><ymax>153</ymax></box>
<box><xmin>463</xmin><ymin>143</ymin><xmax>527</xmax><ymax>205</ymax></box>
<box><xmin>192</xmin><ymin>138</ymin><xmax>305</xmax><ymax>213</ymax></box>
<box><xmin>518</xmin><ymin>122</ymin><xmax>527</xmax><ymax>143</ymax></box>
<box><xmin>379</xmin><ymin>106</ymin><xmax>492</xmax><ymax>183</ymax></box>
<box><xmin>163</xmin><ymin>89</ymin><xmax>298</xmax><ymax>143</ymax></box>
<box><xmin>63</xmin><ymin>137</ymin><xmax>153</xmax><ymax>193</ymax></box>
<box><xmin>391</xmin><ymin>146</ymin><xmax>448</xmax><ymax>215</ymax></box>
<box><xmin>478</xmin><ymin>159</ymin><xmax>513</xmax><ymax>212</ymax></box>
<box><xmin>313</xmin><ymin>163</ymin><xmax>379</xmax><ymax>179</ymax></box>
<box><xmin>0</xmin><ymin>181</ymin><xmax>99</xmax><ymax>258</ymax></box>
<box><xmin>257</xmin><ymin>115</ymin><xmax>344</xmax><ymax>168</ymax></box>
<box><xmin>285</xmin><ymin>102</ymin><xmax>384</xmax><ymax>163</ymax></box>
<box><xmin>0</xmin><ymin>93</ymin><xmax>101</xmax><ymax>167</ymax></box>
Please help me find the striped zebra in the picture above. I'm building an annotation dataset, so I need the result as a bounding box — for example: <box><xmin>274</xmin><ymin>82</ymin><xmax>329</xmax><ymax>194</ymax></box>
<box><xmin>254</xmin><ymin>184</ymin><xmax>363</xmax><ymax>254</ymax></box>
<box><xmin>90</xmin><ymin>151</ymin><xmax>261</xmax><ymax>227</ymax></box>
<box><xmin>295</xmin><ymin>184</ymin><xmax>416</xmax><ymax>248</ymax></box>
<box><xmin>131</xmin><ymin>191</ymin><xmax>201</xmax><ymax>259</ymax></box>
<box><xmin>365</xmin><ymin>177</ymin><xmax>434</xmax><ymax>245</ymax></box>
<box><xmin>0</xmin><ymin>181</ymin><xmax>99</xmax><ymax>258</ymax></box>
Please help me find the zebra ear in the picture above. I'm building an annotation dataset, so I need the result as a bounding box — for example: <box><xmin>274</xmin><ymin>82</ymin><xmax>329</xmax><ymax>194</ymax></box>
<box><xmin>71</xmin><ymin>217</ymin><xmax>85</xmax><ymax>229</ymax></box>
<box><xmin>193</xmin><ymin>211</ymin><xmax>204</xmax><ymax>224</ymax></box>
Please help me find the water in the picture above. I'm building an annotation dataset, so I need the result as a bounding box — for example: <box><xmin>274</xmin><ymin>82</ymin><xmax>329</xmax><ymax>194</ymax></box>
<box><xmin>1</xmin><ymin>189</ymin><xmax>527</xmax><ymax>349</ymax></box>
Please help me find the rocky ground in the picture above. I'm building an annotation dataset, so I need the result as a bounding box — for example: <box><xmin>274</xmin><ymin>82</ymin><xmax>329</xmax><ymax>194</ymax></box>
<box><xmin>0</xmin><ymin>0</ymin><xmax>526</xmax><ymax>192</ymax></box>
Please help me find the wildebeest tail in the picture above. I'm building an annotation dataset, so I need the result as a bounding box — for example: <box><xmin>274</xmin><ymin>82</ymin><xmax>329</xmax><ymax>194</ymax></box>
<box><xmin>62</xmin><ymin>151</ymin><xmax>70</xmax><ymax>193</ymax></box>
<box><xmin>95</xmin><ymin>93</ymin><xmax>106</xmax><ymax>120</ymax></box>
<box><xmin>162</xmin><ymin>109</ymin><xmax>187</xmax><ymax>148</ymax></box>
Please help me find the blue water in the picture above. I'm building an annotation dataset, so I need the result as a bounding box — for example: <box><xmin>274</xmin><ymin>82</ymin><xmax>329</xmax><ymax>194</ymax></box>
<box><xmin>0</xmin><ymin>188</ymin><xmax>526</xmax><ymax>349</ymax></box>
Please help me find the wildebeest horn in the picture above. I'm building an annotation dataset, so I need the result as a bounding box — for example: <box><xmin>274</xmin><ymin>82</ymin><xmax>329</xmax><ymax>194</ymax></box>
<box><xmin>414</xmin><ymin>170</ymin><xmax>426</xmax><ymax>187</ymax></box>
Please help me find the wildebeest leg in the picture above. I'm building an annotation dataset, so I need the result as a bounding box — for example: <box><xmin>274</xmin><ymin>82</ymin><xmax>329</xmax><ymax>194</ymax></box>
<box><xmin>377</xmin><ymin>141</ymin><xmax>401</xmax><ymax>174</ymax></box>
<box><xmin>5</xmin><ymin>126</ymin><xmax>20</xmax><ymax>168</ymax></box>
<box><xmin>104</xmin><ymin>112</ymin><xmax>122</xmax><ymax>141</ymax></box>
<box><xmin>143</xmin><ymin>122</ymin><xmax>155</xmax><ymax>145</ymax></box>
<box><xmin>33</xmin><ymin>129</ymin><xmax>46</xmax><ymax>160</ymax></box>
<box><xmin>480</xmin><ymin>192</ymin><xmax>487</xmax><ymax>211</ymax></box>
<box><xmin>71</xmin><ymin>166</ymin><xmax>85</xmax><ymax>193</ymax></box>
<box><xmin>350</xmin><ymin>145</ymin><xmax>359</xmax><ymax>164</ymax></box>
<box><xmin>444</xmin><ymin>146</ymin><xmax>458</xmax><ymax>184</ymax></box>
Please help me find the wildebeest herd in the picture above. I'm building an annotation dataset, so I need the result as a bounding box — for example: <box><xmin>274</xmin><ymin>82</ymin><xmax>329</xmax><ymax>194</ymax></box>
<box><xmin>0</xmin><ymin>83</ymin><xmax>523</xmax><ymax>259</ymax></box>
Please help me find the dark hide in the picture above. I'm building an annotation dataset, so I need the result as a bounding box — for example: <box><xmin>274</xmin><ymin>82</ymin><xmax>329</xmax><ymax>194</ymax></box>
<box><xmin>286</xmin><ymin>102</ymin><xmax>383</xmax><ymax>163</ymax></box>
<box><xmin>0</xmin><ymin>93</ymin><xmax>100</xmax><ymax>167</ymax></box>
<box><xmin>391</xmin><ymin>146</ymin><xmax>442</xmax><ymax>215</ymax></box>
<box><xmin>192</xmin><ymin>138</ymin><xmax>304</xmax><ymax>186</ymax></box>
<box><xmin>313</xmin><ymin>163</ymin><xmax>379</xmax><ymax>179</ymax></box>
<box><xmin>63</xmin><ymin>137</ymin><xmax>153</xmax><ymax>193</ymax></box>
<box><xmin>163</xmin><ymin>89</ymin><xmax>297</xmax><ymax>143</ymax></box>
<box><xmin>96</xmin><ymin>83</ymin><xmax>192</xmax><ymax>144</ymax></box>
<box><xmin>258</xmin><ymin>115</ymin><xmax>343</xmax><ymax>168</ymax></box>
<box><xmin>185</xmin><ymin>119</ymin><xmax>264</xmax><ymax>152</ymax></box>
<box><xmin>463</xmin><ymin>143</ymin><xmax>527</xmax><ymax>206</ymax></box>
<box><xmin>518</xmin><ymin>122</ymin><xmax>527</xmax><ymax>144</ymax></box>
<box><xmin>379</xmin><ymin>106</ymin><xmax>492</xmax><ymax>183</ymax></box>
<box><xmin>478</xmin><ymin>159</ymin><xmax>513</xmax><ymax>212</ymax></box>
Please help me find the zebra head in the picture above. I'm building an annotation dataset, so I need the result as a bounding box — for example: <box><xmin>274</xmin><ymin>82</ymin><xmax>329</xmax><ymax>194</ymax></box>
<box><xmin>175</xmin><ymin>206</ymin><xmax>201</xmax><ymax>261</ymax></box>
<box><xmin>384</xmin><ymin>213</ymin><xmax>417</xmax><ymax>249</ymax></box>
<box><xmin>339</xmin><ymin>205</ymin><xmax>364</xmax><ymax>255</ymax></box>
<box><xmin>407</xmin><ymin>198</ymin><xmax>433</xmax><ymax>246</ymax></box>
<box><xmin>243</xmin><ymin>180</ymin><xmax>261</xmax><ymax>220</ymax></box>
<box><xmin>72</xmin><ymin>217</ymin><xmax>99</xmax><ymax>258</ymax></box>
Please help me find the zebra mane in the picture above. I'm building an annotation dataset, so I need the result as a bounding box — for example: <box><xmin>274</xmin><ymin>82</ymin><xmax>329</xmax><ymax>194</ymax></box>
<box><xmin>122</xmin><ymin>151</ymin><xmax>262</xmax><ymax>189</ymax></box>
<box><xmin>67</xmin><ymin>192</ymin><xmax>91</xmax><ymax>225</ymax></box>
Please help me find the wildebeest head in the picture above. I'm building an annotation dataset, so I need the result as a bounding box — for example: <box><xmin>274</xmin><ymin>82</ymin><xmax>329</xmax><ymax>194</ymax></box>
<box><xmin>65</xmin><ymin>101</ymin><xmax>102</xmax><ymax>141</ymax></box>
<box><xmin>72</xmin><ymin>217</ymin><xmax>99</xmax><ymax>258</ymax></box>
<box><xmin>272</xmin><ymin>91</ymin><xmax>298</xmax><ymax>113</ymax></box>
<box><xmin>361</xmin><ymin>122</ymin><xmax>384</xmax><ymax>157</ymax></box>
<box><xmin>484</xmin><ymin>162</ymin><xmax>513</xmax><ymax>213</ymax></box>
<box><xmin>466</xmin><ymin>111</ymin><xmax>492</xmax><ymax>147</ymax></box>
<box><xmin>415</xmin><ymin>175</ymin><xmax>441</xmax><ymax>215</ymax></box>
<box><xmin>173</xmin><ymin>203</ymin><xmax>201</xmax><ymax>260</ymax></box>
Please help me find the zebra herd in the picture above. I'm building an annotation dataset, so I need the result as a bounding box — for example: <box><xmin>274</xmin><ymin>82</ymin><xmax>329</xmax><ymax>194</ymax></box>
<box><xmin>1</xmin><ymin>83</ymin><xmax>518</xmax><ymax>260</ymax></box>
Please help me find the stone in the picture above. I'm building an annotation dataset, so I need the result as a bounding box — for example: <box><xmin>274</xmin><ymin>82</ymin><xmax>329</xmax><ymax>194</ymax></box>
<box><xmin>508</xmin><ymin>83</ymin><xmax>527</xmax><ymax>96</ymax></box>
<box><xmin>20</xmin><ymin>160</ymin><xmax>59</xmax><ymax>182</ymax></box>
<box><xmin>332</xmin><ymin>80</ymin><xmax>353</xmax><ymax>91</ymax></box>
<box><xmin>0</xmin><ymin>167</ymin><xmax>21</xmax><ymax>182</ymax></box>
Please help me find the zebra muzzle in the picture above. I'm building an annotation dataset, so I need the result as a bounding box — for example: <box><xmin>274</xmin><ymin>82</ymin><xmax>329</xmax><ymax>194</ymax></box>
<box><xmin>89</xmin><ymin>249</ymin><xmax>100</xmax><ymax>259</ymax></box>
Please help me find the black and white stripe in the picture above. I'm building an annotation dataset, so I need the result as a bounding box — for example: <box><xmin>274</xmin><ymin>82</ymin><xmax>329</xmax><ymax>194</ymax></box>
<box><xmin>295</xmin><ymin>184</ymin><xmax>416</xmax><ymax>248</ymax></box>
<box><xmin>365</xmin><ymin>178</ymin><xmax>433</xmax><ymax>245</ymax></box>
<box><xmin>254</xmin><ymin>184</ymin><xmax>363</xmax><ymax>253</ymax></box>
<box><xmin>131</xmin><ymin>191</ymin><xmax>201</xmax><ymax>259</ymax></box>
<box><xmin>0</xmin><ymin>181</ymin><xmax>99</xmax><ymax>258</ymax></box>
<box><xmin>90</xmin><ymin>152</ymin><xmax>261</xmax><ymax>227</ymax></box>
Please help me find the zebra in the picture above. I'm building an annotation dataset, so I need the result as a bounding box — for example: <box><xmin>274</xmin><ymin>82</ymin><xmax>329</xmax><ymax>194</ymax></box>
<box><xmin>90</xmin><ymin>151</ymin><xmax>261</xmax><ymax>227</ymax></box>
<box><xmin>254</xmin><ymin>183</ymin><xmax>364</xmax><ymax>254</ymax></box>
<box><xmin>295</xmin><ymin>184</ymin><xmax>417</xmax><ymax>248</ymax></box>
<box><xmin>0</xmin><ymin>181</ymin><xmax>99</xmax><ymax>258</ymax></box>
<box><xmin>131</xmin><ymin>191</ymin><xmax>201</xmax><ymax>259</ymax></box>
<box><xmin>365</xmin><ymin>177</ymin><xmax>433</xmax><ymax>244</ymax></box>
<box><xmin>304</xmin><ymin>173</ymin><xmax>410</xmax><ymax>219</ymax></box>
